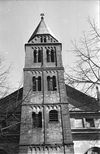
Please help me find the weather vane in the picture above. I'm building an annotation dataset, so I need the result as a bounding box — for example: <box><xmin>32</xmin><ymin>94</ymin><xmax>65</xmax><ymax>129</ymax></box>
<box><xmin>40</xmin><ymin>13</ymin><xmax>44</xmax><ymax>19</ymax></box>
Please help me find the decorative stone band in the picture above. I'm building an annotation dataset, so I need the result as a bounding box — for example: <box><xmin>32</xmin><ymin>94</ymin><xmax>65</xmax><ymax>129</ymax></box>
<box><xmin>21</xmin><ymin>104</ymin><xmax>66</xmax><ymax>113</ymax></box>
<box><xmin>22</xmin><ymin>103</ymin><xmax>68</xmax><ymax>107</ymax></box>
<box><xmin>24</xmin><ymin>67</ymin><xmax>64</xmax><ymax>71</ymax></box>
<box><xmin>19</xmin><ymin>143</ymin><xmax>74</xmax><ymax>153</ymax></box>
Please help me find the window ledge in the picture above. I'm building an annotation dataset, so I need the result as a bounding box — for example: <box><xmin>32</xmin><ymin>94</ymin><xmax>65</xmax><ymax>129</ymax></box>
<box><xmin>49</xmin><ymin>121</ymin><xmax>59</xmax><ymax>123</ymax></box>
<box><xmin>71</xmin><ymin>128</ymin><xmax>100</xmax><ymax>132</ymax></box>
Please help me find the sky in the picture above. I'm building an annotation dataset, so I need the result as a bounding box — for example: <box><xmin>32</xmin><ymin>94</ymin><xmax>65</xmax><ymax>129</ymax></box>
<box><xmin>0</xmin><ymin>0</ymin><xmax>99</xmax><ymax>92</ymax></box>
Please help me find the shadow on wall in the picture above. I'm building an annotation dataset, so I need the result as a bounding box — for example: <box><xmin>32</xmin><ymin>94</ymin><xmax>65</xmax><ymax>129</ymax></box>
<box><xmin>0</xmin><ymin>149</ymin><xmax>8</xmax><ymax>154</ymax></box>
<box><xmin>84</xmin><ymin>147</ymin><xmax>100</xmax><ymax>154</ymax></box>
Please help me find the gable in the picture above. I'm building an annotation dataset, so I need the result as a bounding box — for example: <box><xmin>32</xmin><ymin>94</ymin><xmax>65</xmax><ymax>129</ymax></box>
<box><xmin>28</xmin><ymin>34</ymin><xmax>59</xmax><ymax>44</ymax></box>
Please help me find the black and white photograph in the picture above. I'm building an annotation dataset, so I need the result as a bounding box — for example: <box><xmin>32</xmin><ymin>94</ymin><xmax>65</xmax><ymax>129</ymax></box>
<box><xmin>0</xmin><ymin>0</ymin><xmax>100</xmax><ymax>154</ymax></box>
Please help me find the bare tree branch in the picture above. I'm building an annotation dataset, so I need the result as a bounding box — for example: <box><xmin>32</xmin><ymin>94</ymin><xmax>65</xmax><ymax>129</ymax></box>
<box><xmin>65</xmin><ymin>18</ymin><xmax>100</xmax><ymax>97</ymax></box>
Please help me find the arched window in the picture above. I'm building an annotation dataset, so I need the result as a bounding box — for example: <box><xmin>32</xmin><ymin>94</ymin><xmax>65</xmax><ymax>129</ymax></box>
<box><xmin>34</xmin><ymin>50</ymin><xmax>37</xmax><ymax>63</ymax></box>
<box><xmin>47</xmin><ymin>76</ymin><xmax>53</xmax><ymax>91</ymax></box>
<box><xmin>32</xmin><ymin>112</ymin><xmax>42</xmax><ymax>128</ymax></box>
<box><xmin>44</xmin><ymin>37</ymin><xmax>46</xmax><ymax>43</ymax></box>
<box><xmin>51</xmin><ymin>50</ymin><xmax>55</xmax><ymax>62</ymax></box>
<box><xmin>49</xmin><ymin>110</ymin><xmax>58</xmax><ymax>122</ymax></box>
<box><xmin>38</xmin><ymin>76</ymin><xmax>41</xmax><ymax>91</ymax></box>
<box><xmin>38</xmin><ymin>50</ymin><xmax>42</xmax><ymax>62</ymax></box>
<box><xmin>32</xmin><ymin>76</ymin><xmax>41</xmax><ymax>91</ymax></box>
<box><xmin>40</xmin><ymin>37</ymin><xmax>43</xmax><ymax>43</ymax></box>
<box><xmin>32</xmin><ymin>77</ymin><xmax>36</xmax><ymax>91</ymax></box>
<box><xmin>34</xmin><ymin>49</ymin><xmax>42</xmax><ymax>63</ymax></box>
<box><xmin>38</xmin><ymin>112</ymin><xmax>42</xmax><ymax>127</ymax></box>
<box><xmin>47</xmin><ymin>50</ymin><xmax>51</xmax><ymax>62</ymax></box>
<box><xmin>52</xmin><ymin>76</ymin><xmax>57</xmax><ymax>91</ymax></box>
<box><xmin>47</xmin><ymin>49</ymin><xmax>56</xmax><ymax>63</ymax></box>
<box><xmin>32</xmin><ymin>112</ymin><xmax>36</xmax><ymax>127</ymax></box>
<box><xmin>47</xmin><ymin>76</ymin><xmax>57</xmax><ymax>91</ymax></box>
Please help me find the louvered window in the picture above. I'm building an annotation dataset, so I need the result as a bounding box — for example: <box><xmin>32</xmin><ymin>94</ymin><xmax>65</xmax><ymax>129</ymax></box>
<box><xmin>49</xmin><ymin>110</ymin><xmax>58</xmax><ymax>122</ymax></box>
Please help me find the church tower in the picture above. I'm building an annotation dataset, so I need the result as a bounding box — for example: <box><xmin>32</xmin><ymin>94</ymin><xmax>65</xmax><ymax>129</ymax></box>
<box><xmin>19</xmin><ymin>14</ymin><xmax>74</xmax><ymax>154</ymax></box>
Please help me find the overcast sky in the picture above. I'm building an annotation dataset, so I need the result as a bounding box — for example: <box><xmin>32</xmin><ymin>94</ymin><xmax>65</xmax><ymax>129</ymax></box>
<box><xmin>0</xmin><ymin>0</ymin><xmax>99</xmax><ymax>91</ymax></box>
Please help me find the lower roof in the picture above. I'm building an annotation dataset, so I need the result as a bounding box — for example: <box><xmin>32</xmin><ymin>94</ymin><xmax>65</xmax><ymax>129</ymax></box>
<box><xmin>0</xmin><ymin>85</ymin><xmax>100</xmax><ymax>113</ymax></box>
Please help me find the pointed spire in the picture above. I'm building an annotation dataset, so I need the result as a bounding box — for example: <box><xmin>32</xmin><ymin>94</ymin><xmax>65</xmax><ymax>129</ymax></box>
<box><xmin>28</xmin><ymin>14</ymin><xmax>50</xmax><ymax>42</ymax></box>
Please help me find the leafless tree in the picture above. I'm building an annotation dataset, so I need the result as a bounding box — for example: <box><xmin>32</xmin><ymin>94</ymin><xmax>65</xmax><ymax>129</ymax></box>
<box><xmin>0</xmin><ymin>55</ymin><xmax>10</xmax><ymax>98</ymax></box>
<box><xmin>65</xmin><ymin>19</ymin><xmax>100</xmax><ymax>97</ymax></box>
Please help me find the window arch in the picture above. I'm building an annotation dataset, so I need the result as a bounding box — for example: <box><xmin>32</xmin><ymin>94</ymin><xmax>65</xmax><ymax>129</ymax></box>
<box><xmin>49</xmin><ymin>110</ymin><xmax>58</xmax><ymax>122</ymax></box>
<box><xmin>32</xmin><ymin>76</ymin><xmax>41</xmax><ymax>91</ymax></box>
<box><xmin>32</xmin><ymin>112</ymin><xmax>42</xmax><ymax>128</ymax></box>
<box><xmin>46</xmin><ymin>48</ymin><xmax>56</xmax><ymax>63</ymax></box>
<box><xmin>33</xmin><ymin>49</ymin><xmax>42</xmax><ymax>63</ymax></box>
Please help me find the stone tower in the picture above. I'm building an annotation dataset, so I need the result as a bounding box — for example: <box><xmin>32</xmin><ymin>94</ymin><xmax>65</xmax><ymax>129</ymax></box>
<box><xmin>19</xmin><ymin>14</ymin><xmax>74</xmax><ymax>154</ymax></box>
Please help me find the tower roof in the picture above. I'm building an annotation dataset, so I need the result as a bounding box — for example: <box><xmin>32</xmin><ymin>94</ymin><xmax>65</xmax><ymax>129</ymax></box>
<box><xmin>28</xmin><ymin>14</ymin><xmax>52</xmax><ymax>42</ymax></box>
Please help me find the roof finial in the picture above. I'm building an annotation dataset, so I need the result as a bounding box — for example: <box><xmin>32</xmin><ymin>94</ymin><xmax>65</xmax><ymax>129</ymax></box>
<box><xmin>40</xmin><ymin>13</ymin><xmax>44</xmax><ymax>20</ymax></box>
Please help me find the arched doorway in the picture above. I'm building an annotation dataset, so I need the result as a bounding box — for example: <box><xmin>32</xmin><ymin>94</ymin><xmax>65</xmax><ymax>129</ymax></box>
<box><xmin>84</xmin><ymin>147</ymin><xmax>100</xmax><ymax>154</ymax></box>
<box><xmin>0</xmin><ymin>149</ymin><xmax>7</xmax><ymax>154</ymax></box>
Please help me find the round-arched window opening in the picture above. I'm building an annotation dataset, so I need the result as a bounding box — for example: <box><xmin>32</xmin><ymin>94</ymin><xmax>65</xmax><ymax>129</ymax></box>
<box><xmin>49</xmin><ymin>110</ymin><xmax>58</xmax><ymax>122</ymax></box>
<box><xmin>0</xmin><ymin>149</ymin><xmax>8</xmax><ymax>154</ymax></box>
<box><xmin>84</xmin><ymin>147</ymin><xmax>100</xmax><ymax>154</ymax></box>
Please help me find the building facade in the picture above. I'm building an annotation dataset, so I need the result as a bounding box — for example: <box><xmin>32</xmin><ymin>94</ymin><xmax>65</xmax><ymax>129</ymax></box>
<box><xmin>0</xmin><ymin>15</ymin><xmax>100</xmax><ymax>154</ymax></box>
<box><xmin>66</xmin><ymin>85</ymin><xmax>100</xmax><ymax>154</ymax></box>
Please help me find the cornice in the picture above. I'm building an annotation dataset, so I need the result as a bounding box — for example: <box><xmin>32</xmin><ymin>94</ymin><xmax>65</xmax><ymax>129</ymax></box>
<box><xmin>25</xmin><ymin>42</ymin><xmax>62</xmax><ymax>46</ymax></box>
